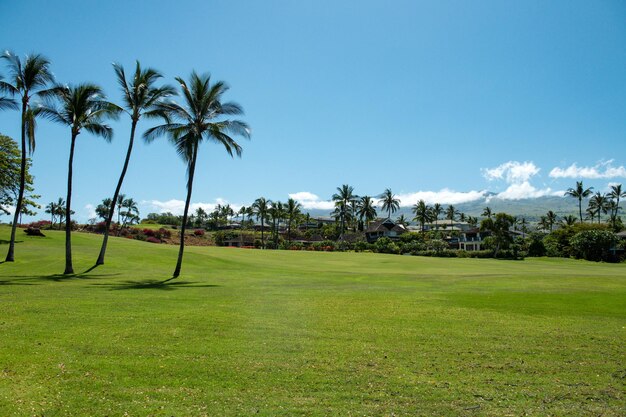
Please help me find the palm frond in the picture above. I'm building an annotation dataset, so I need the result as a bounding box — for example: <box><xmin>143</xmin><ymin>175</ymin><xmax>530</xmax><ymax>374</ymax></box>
<box><xmin>143</xmin><ymin>123</ymin><xmax>185</xmax><ymax>143</ymax></box>
<box><xmin>0</xmin><ymin>80</ymin><xmax>18</xmax><ymax>96</ymax></box>
<box><xmin>84</xmin><ymin>123</ymin><xmax>114</xmax><ymax>142</ymax></box>
<box><xmin>0</xmin><ymin>96</ymin><xmax>18</xmax><ymax>110</ymax></box>
<box><xmin>24</xmin><ymin>108</ymin><xmax>37</xmax><ymax>154</ymax></box>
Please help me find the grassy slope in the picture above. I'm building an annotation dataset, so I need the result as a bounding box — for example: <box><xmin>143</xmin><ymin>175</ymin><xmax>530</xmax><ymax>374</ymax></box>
<box><xmin>0</xmin><ymin>226</ymin><xmax>624</xmax><ymax>416</ymax></box>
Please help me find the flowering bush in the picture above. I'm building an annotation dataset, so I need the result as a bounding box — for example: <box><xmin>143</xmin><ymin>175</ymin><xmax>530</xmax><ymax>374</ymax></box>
<box><xmin>193</xmin><ymin>229</ymin><xmax>205</xmax><ymax>236</ymax></box>
<box><xmin>146</xmin><ymin>236</ymin><xmax>161</xmax><ymax>244</ymax></box>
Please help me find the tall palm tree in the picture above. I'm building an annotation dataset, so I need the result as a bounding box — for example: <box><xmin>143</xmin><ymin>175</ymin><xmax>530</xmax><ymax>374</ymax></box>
<box><xmin>269</xmin><ymin>200</ymin><xmax>285</xmax><ymax>245</ymax></box>
<box><xmin>146</xmin><ymin>72</ymin><xmax>250</xmax><ymax>277</ymax></box>
<box><xmin>45</xmin><ymin>200</ymin><xmax>58</xmax><ymax>226</ymax></box>
<box><xmin>252</xmin><ymin>197</ymin><xmax>269</xmax><ymax>248</ymax></box>
<box><xmin>356</xmin><ymin>196</ymin><xmax>377</xmax><ymax>228</ymax></box>
<box><xmin>565</xmin><ymin>181</ymin><xmax>593</xmax><ymax>223</ymax></box>
<box><xmin>380</xmin><ymin>188</ymin><xmax>400</xmax><ymax>219</ymax></box>
<box><xmin>1</xmin><ymin>51</ymin><xmax>54</xmax><ymax>262</ymax></box>
<box><xmin>432</xmin><ymin>203</ymin><xmax>443</xmax><ymax>230</ymax></box>
<box><xmin>411</xmin><ymin>199</ymin><xmax>430</xmax><ymax>232</ymax></box>
<box><xmin>120</xmin><ymin>197</ymin><xmax>139</xmax><ymax>228</ymax></box>
<box><xmin>96</xmin><ymin>63</ymin><xmax>174</xmax><ymax>265</ymax></box>
<box><xmin>285</xmin><ymin>198</ymin><xmax>302</xmax><ymax>244</ymax></box>
<box><xmin>445</xmin><ymin>205</ymin><xmax>457</xmax><ymax>227</ymax></box>
<box><xmin>332</xmin><ymin>184</ymin><xmax>357</xmax><ymax>235</ymax></box>
<box><xmin>609</xmin><ymin>184</ymin><xmax>625</xmax><ymax>223</ymax></box>
<box><xmin>589</xmin><ymin>192</ymin><xmax>609</xmax><ymax>224</ymax></box>
<box><xmin>41</xmin><ymin>83</ymin><xmax>120</xmax><ymax>274</ymax></box>
<box><xmin>115</xmin><ymin>193</ymin><xmax>126</xmax><ymax>225</ymax></box>
<box><xmin>545</xmin><ymin>210</ymin><xmax>557</xmax><ymax>232</ymax></box>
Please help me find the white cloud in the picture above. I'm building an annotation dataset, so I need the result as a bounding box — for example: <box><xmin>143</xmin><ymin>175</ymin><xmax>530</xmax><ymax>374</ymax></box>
<box><xmin>288</xmin><ymin>191</ymin><xmax>335</xmax><ymax>210</ymax></box>
<box><xmin>85</xmin><ymin>203</ymin><xmax>96</xmax><ymax>219</ymax></box>
<box><xmin>395</xmin><ymin>189</ymin><xmax>487</xmax><ymax>206</ymax></box>
<box><xmin>482</xmin><ymin>161</ymin><xmax>540</xmax><ymax>183</ymax></box>
<box><xmin>549</xmin><ymin>160</ymin><xmax>626</xmax><ymax>179</ymax></box>
<box><xmin>143</xmin><ymin>198</ymin><xmax>242</xmax><ymax>215</ymax></box>
<box><xmin>493</xmin><ymin>182</ymin><xmax>558</xmax><ymax>200</ymax></box>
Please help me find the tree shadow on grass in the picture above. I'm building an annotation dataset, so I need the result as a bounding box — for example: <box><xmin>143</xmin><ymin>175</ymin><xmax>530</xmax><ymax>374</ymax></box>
<box><xmin>0</xmin><ymin>272</ymin><xmax>121</xmax><ymax>285</ymax></box>
<box><xmin>94</xmin><ymin>278</ymin><xmax>220</xmax><ymax>291</ymax></box>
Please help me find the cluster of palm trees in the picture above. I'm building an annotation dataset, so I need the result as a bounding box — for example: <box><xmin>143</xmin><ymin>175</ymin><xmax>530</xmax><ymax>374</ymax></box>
<box><xmin>95</xmin><ymin>194</ymin><xmax>140</xmax><ymax>229</ymax></box>
<box><xmin>565</xmin><ymin>181</ymin><xmax>624</xmax><ymax>227</ymax></box>
<box><xmin>0</xmin><ymin>51</ymin><xmax>250</xmax><ymax>278</ymax></box>
<box><xmin>411</xmin><ymin>200</ymin><xmax>479</xmax><ymax>232</ymax></box>
<box><xmin>249</xmin><ymin>197</ymin><xmax>303</xmax><ymax>248</ymax></box>
<box><xmin>44</xmin><ymin>198</ymin><xmax>73</xmax><ymax>229</ymax></box>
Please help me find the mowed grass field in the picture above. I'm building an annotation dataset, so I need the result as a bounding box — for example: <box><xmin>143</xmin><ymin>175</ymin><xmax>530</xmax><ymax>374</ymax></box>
<box><xmin>0</xmin><ymin>226</ymin><xmax>624</xmax><ymax>416</ymax></box>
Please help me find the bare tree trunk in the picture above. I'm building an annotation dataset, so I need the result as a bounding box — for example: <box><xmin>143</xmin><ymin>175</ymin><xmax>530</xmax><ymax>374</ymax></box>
<box><xmin>96</xmin><ymin>120</ymin><xmax>137</xmax><ymax>265</ymax></box>
<box><xmin>173</xmin><ymin>143</ymin><xmax>198</xmax><ymax>278</ymax></box>
<box><xmin>5</xmin><ymin>101</ymin><xmax>28</xmax><ymax>262</ymax></box>
<box><xmin>64</xmin><ymin>133</ymin><xmax>78</xmax><ymax>275</ymax></box>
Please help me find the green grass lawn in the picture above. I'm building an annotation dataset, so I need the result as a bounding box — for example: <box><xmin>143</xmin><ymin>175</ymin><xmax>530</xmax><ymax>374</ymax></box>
<box><xmin>0</xmin><ymin>226</ymin><xmax>624</xmax><ymax>416</ymax></box>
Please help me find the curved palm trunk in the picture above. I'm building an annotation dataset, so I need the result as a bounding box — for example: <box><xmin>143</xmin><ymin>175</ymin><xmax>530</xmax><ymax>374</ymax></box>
<box><xmin>64</xmin><ymin>133</ymin><xmax>78</xmax><ymax>274</ymax></box>
<box><xmin>173</xmin><ymin>143</ymin><xmax>198</xmax><ymax>278</ymax></box>
<box><xmin>5</xmin><ymin>101</ymin><xmax>28</xmax><ymax>262</ymax></box>
<box><xmin>96</xmin><ymin>120</ymin><xmax>138</xmax><ymax>265</ymax></box>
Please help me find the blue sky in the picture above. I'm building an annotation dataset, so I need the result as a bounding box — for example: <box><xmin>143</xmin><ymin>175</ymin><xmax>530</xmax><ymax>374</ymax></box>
<box><xmin>1</xmin><ymin>0</ymin><xmax>625</xmax><ymax>220</ymax></box>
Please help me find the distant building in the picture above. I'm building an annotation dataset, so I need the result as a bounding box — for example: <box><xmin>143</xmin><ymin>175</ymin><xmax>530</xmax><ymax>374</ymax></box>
<box><xmin>424</xmin><ymin>219</ymin><xmax>472</xmax><ymax>232</ymax></box>
<box><xmin>364</xmin><ymin>218</ymin><xmax>407</xmax><ymax>243</ymax></box>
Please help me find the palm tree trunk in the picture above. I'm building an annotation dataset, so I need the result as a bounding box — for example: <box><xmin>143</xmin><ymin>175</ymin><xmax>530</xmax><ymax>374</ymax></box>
<box><xmin>579</xmin><ymin>198</ymin><xmax>583</xmax><ymax>223</ymax></box>
<box><xmin>64</xmin><ymin>133</ymin><xmax>78</xmax><ymax>274</ymax></box>
<box><xmin>96</xmin><ymin>120</ymin><xmax>138</xmax><ymax>265</ymax></box>
<box><xmin>5</xmin><ymin>102</ymin><xmax>28</xmax><ymax>262</ymax></box>
<box><xmin>173</xmin><ymin>143</ymin><xmax>198</xmax><ymax>278</ymax></box>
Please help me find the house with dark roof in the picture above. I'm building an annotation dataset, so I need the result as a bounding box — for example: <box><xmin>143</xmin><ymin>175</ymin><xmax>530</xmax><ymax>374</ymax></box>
<box><xmin>364</xmin><ymin>218</ymin><xmax>407</xmax><ymax>243</ymax></box>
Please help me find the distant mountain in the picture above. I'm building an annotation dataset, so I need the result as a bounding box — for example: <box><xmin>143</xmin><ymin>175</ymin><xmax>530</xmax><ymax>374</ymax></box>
<box><xmin>303</xmin><ymin>195</ymin><xmax>583</xmax><ymax>223</ymax></box>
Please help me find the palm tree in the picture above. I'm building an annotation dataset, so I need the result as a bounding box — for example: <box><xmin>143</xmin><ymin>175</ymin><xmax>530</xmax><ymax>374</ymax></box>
<box><xmin>1</xmin><ymin>51</ymin><xmax>54</xmax><ymax>262</ymax></box>
<box><xmin>252</xmin><ymin>197</ymin><xmax>269</xmax><ymax>248</ymax></box>
<box><xmin>445</xmin><ymin>205</ymin><xmax>457</xmax><ymax>227</ymax></box>
<box><xmin>565</xmin><ymin>181</ymin><xmax>593</xmax><ymax>223</ymax></box>
<box><xmin>285</xmin><ymin>198</ymin><xmax>302</xmax><ymax>244</ymax></box>
<box><xmin>467</xmin><ymin>216</ymin><xmax>478</xmax><ymax>228</ymax></box>
<box><xmin>145</xmin><ymin>72</ymin><xmax>250</xmax><ymax>277</ymax></box>
<box><xmin>396</xmin><ymin>214</ymin><xmax>408</xmax><ymax>227</ymax></box>
<box><xmin>120</xmin><ymin>197</ymin><xmax>139</xmax><ymax>228</ymax></box>
<box><xmin>96</xmin><ymin>63</ymin><xmax>174</xmax><ymax>264</ymax></box>
<box><xmin>269</xmin><ymin>200</ymin><xmax>285</xmax><ymax>245</ymax></box>
<box><xmin>41</xmin><ymin>83</ymin><xmax>120</xmax><ymax>274</ymax></box>
<box><xmin>432</xmin><ymin>203</ymin><xmax>443</xmax><ymax>230</ymax></box>
<box><xmin>589</xmin><ymin>192</ymin><xmax>609</xmax><ymax>223</ymax></box>
<box><xmin>115</xmin><ymin>193</ymin><xmax>126</xmax><ymax>225</ymax></box>
<box><xmin>411</xmin><ymin>199</ymin><xmax>430</xmax><ymax>232</ymax></box>
<box><xmin>538</xmin><ymin>216</ymin><xmax>549</xmax><ymax>232</ymax></box>
<box><xmin>609</xmin><ymin>184</ymin><xmax>625</xmax><ymax>224</ymax></box>
<box><xmin>356</xmin><ymin>196</ymin><xmax>377</xmax><ymax>228</ymax></box>
<box><xmin>482</xmin><ymin>206</ymin><xmax>492</xmax><ymax>219</ymax></box>
<box><xmin>380</xmin><ymin>188</ymin><xmax>400</xmax><ymax>219</ymax></box>
<box><xmin>545</xmin><ymin>210</ymin><xmax>557</xmax><ymax>232</ymax></box>
<box><xmin>53</xmin><ymin>198</ymin><xmax>66</xmax><ymax>230</ymax></box>
<box><xmin>45</xmin><ymin>200</ymin><xmax>58</xmax><ymax>226</ymax></box>
<box><xmin>332</xmin><ymin>184</ymin><xmax>357</xmax><ymax>235</ymax></box>
<box><xmin>561</xmin><ymin>214</ymin><xmax>577</xmax><ymax>227</ymax></box>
